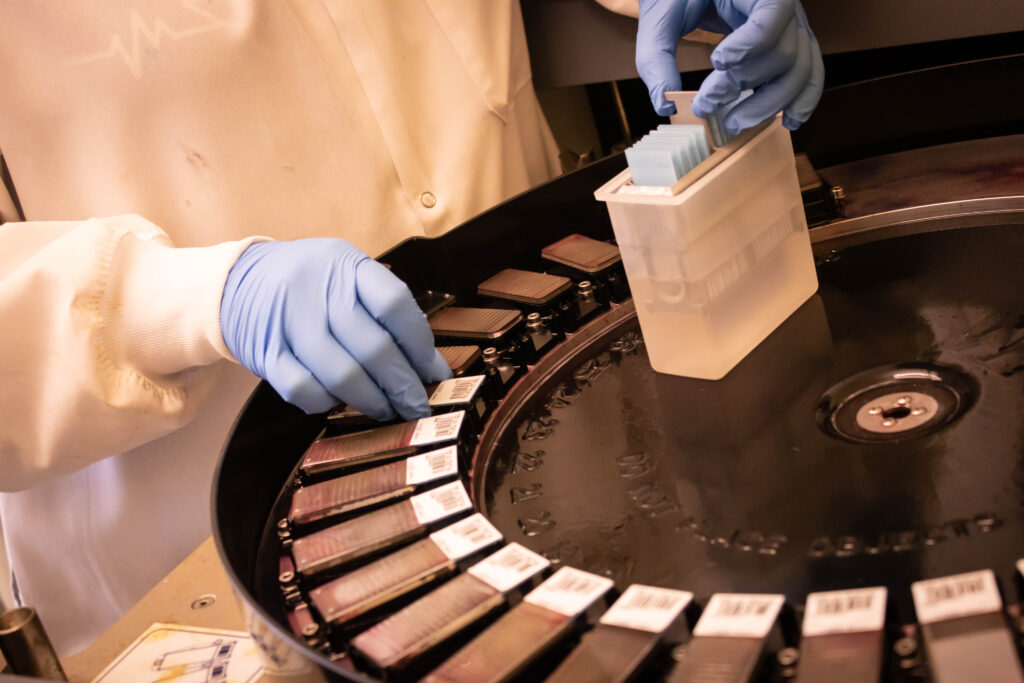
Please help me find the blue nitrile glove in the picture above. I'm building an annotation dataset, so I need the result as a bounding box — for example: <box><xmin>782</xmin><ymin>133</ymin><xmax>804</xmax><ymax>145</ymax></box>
<box><xmin>220</xmin><ymin>239</ymin><xmax>452</xmax><ymax>419</ymax></box>
<box><xmin>636</xmin><ymin>0</ymin><xmax>824</xmax><ymax>134</ymax></box>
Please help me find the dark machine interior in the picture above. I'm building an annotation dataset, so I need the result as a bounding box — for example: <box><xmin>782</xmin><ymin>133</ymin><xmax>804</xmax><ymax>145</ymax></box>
<box><xmin>214</xmin><ymin>6</ymin><xmax>1024</xmax><ymax>682</ymax></box>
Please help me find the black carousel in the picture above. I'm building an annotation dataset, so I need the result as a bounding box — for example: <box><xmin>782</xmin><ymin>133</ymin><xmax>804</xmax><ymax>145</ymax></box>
<box><xmin>213</xmin><ymin>108</ymin><xmax>1024</xmax><ymax>681</ymax></box>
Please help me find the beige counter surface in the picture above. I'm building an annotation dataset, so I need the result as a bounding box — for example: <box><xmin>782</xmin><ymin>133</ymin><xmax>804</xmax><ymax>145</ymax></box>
<box><xmin>61</xmin><ymin>538</ymin><xmax>244</xmax><ymax>682</ymax></box>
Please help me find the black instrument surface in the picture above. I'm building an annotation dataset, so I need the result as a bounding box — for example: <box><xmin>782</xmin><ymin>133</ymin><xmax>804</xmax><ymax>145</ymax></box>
<box><xmin>212</xmin><ymin>133</ymin><xmax>1024</xmax><ymax>682</ymax></box>
<box><xmin>477</xmin><ymin>223</ymin><xmax>1024</xmax><ymax>627</ymax></box>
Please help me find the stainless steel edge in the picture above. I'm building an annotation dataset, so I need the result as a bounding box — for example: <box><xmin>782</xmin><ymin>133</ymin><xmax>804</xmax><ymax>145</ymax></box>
<box><xmin>810</xmin><ymin>196</ymin><xmax>1024</xmax><ymax>249</ymax></box>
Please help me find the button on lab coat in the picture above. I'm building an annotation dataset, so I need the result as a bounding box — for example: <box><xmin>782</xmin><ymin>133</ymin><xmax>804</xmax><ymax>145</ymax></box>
<box><xmin>0</xmin><ymin>0</ymin><xmax>559</xmax><ymax>655</ymax></box>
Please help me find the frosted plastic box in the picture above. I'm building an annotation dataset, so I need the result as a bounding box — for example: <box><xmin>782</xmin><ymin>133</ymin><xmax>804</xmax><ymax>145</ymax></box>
<box><xmin>594</xmin><ymin>115</ymin><xmax>818</xmax><ymax>379</ymax></box>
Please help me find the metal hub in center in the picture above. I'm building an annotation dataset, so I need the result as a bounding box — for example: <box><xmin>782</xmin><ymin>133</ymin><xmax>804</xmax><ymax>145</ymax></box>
<box><xmin>817</xmin><ymin>363</ymin><xmax>975</xmax><ymax>444</ymax></box>
<box><xmin>854</xmin><ymin>391</ymin><xmax>939</xmax><ymax>433</ymax></box>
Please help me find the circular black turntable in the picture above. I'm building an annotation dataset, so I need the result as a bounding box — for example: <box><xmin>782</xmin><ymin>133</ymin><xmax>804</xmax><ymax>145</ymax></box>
<box><xmin>212</xmin><ymin>141</ymin><xmax>1024</xmax><ymax>682</ymax></box>
<box><xmin>477</xmin><ymin>222</ymin><xmax>1023</xmax><ymax>614</ymax></box>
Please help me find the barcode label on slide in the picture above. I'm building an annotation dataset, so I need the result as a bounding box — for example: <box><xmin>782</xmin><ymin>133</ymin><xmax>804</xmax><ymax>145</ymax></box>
<box><xmin>430</xmin><ymin>377</ymin><xmax>485</xmax><ymax>406</ymax></box>
<box><xmin>599</xmin><ymin>585</ymin><xmax>693</xmax><ymax>633</ymax></box>
<box><xmin>803</xmin><ymin>587</ymin><xmax>887</xmax><ymax>636</ymax></box>
<box><xmin>405</xmin><ymin>446</ymin><xmax>459</xmax><ymax>485</ymax></box>
<box><xmin>912</xmin><ymin>570</ymin><xmax>1002</xmax><ymax>624</ymax></box>
<box><xmin>410</xmin><ymin>412</ymin><xmax>465</xmax><ymax>446</ymax></box>
<box><xmin>693</xmin><ymin>594</ymin><xmax>785</xmax><ymax>638</ymax></box>
<box><xmin>430</xmin><ymin>513</ymin><xmax>502</xmax><ymax>560</ymax></box>
<box><xmin>524</xmin><ymin>567</ymin><xmax>614</xmax><ymax>617</ymax></box>
<box><xmin>409</xmin><ymin>480</ymin><xmax>471</xmax><ymax>524</ymax></box>
<box><xmin>469</xmin><ymin>543</ymin><xmax>550</xmax><ymax>592</ymax></box>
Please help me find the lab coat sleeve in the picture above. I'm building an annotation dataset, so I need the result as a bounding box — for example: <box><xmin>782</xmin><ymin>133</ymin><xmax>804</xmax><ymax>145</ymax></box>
<box><xmin>0</xmin><ymin>214</ymin><xmax>264</xmax><ymax>491</ymax></box>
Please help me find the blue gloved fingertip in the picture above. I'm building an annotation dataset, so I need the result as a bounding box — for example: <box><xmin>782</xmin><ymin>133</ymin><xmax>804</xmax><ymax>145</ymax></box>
<box><xmin>690</xmin><ymin>97</ymin><xmax>713</xmax><ymax>119</ymax></box>
<box><xmin>426</xmin><ymin>350</ymin><xmax>454</xmax><ymax>383</ymax></box>
<box><xmin>395</xmin><ymin>402</ymin><xmax>431</xmax><ymax>422</ymax></box>
<box><xmin>366</xmin><ymin>405</ymin><xmax>397</xmax><ymax>422</ymax></box>
<box><xmin>296</xmin><ymin>395</ymin><xmax>342</xmax><ymax>416</ymax></box>
<box><xmin>654</xmin><ymin>101</ymin><xmax>677</xmax><ymax>117</ymax></box>
<box><xmin>782</xmin><ymin>113</ymin><xmax>803</xmax><ymax>131</ymax></box>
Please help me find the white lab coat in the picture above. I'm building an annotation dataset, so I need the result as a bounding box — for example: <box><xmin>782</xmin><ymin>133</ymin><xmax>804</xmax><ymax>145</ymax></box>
<box><xmin>0</xmin><ymin>0</ymin><xmax>559</xmax><ymax>654</ymax></box>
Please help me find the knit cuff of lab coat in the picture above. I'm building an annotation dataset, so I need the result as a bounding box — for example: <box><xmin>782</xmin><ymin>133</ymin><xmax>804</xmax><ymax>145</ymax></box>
<box><xmin>104</xmin><ymin>224</ymin><xmax>269</xmax><ymax>376</ymax></box>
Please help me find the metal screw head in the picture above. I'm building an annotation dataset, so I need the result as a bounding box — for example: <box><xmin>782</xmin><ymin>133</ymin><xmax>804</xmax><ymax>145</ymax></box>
<box><xmin>911</xmin><ymin>407</ymin><xmax>927</xmax><ymax>415</ymax></box>
<box><xmin>278</xmin><ymin>571</ymin><xmax>295</xmax><ymax>584</ymax></box>
<box><xmin>482</xmin><ymin>347</ymin><xmax>498</xmax><ymax>360</ymax></box>
<box><xmin>867</xmin><ymin>406</ymin><xmax>882</xmax><ymax>415</ymax></box>
<box><xmin>882</xmin><ymin>418</ymin><xmax>896</xmax><ymax>427</ymax></box>
<box><xmin>670</xmin><ymin>644</ymin><xmax>688</xmax><ymax>662</ymax></box>
<box><xmin>896</xmin><ymin>396</ymin><xmax>911</xmax><ymax>406</ymax></box>
<box><xmin>776</xmin><ymin>647</ymin><xmax>800</xmax><ymax>666</ymax></box>
<box><xmin>893</xmin><ymin>637</ymin><xmax>917</xmax><ymax>657</ymax></box>
<box><xmin>190</xmin><ymin>594</ymin><xmax>217</xmax><ymax>610</ymax></box>
<box><xmin>276</xmin><ymin>518</ymin><xmax>289</xmax><ymax>531</ymax></box>
<box><xmin>831</xmin><ymin>185</ymin><xmax>847</xmax><ymax>201</ymax></box>
<box><xmin>527</xmin><ymin>312</ymin><xmax>540</xmax><ymax>321</ymax></box>
<box><xmin>283</xmin><ymin>589</ymin><xmax>302</xmax><ymax>607</ymax></box>
<box><xmin>302</xmin><ymin>623</ymin><xmax>320</xmax><ymax>638</ymax></box>
<box><xmin>578</xmin><ymin>280</ymin><xmax>594</xmax><ymax>294</ymax></box>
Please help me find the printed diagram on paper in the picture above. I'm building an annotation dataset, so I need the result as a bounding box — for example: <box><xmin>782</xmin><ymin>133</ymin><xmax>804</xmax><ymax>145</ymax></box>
<box><xmin>93</xmin><ymin>622</ymin><xmax>307</xmax><ymax>683</ymax></box>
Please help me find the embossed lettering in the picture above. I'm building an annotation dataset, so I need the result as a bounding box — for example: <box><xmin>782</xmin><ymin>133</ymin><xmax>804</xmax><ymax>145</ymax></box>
<box><xmin>510</xmin><ymin>450</ymin><xmax>545</xmax><ymax>474</ymax></box>
<box><xmin>573</xmin><ymin>356</ymin><xmax>611</xmax><ymax>385</ymax></box>
<box><xmin>809</xmin><ymin>537</ymin><xmax>833</xmax><ymax>558</ymax></box>
<box><xmin>609</xmin><ymin>331</ymin><xmax>643</xmax><ymax>354</ymax></box>
<box><xmin>675</xmin><ymin>519</ymin><xmax>786</xmax><ymax>556</ymax></box>
<box><xmin>921</xmin><ymin>526</ymin><xmax>946</xmax><ymax>546</ymax></box>
<box><xmin>616</xmin><ymin>452</ymin><xmax>651</xmax><ymax>479</ymax></box>
<box><xmin>522</xmin><ymin>415</ymin><xmax>558</xmax><ymax>441</ymax></box>
<box><xmin>758</xmin><ymin>533</ymin><xmax>788</xmax><ymax>556</ymax></box>
<box><xmin>834</xmin><ymin>535</ymin><xmax>864</xmax><ymax>558</ymax></box>
<box><xmin>808</xmin><ymin>512</ymin><xmax>1006</xmax><ymax>560</ymax></box>
<box><xmin>517</xmin><ymin>511</ymin><xmax>556</xmax><ymax>537</ymax></box>
<box><xmin>890</xmin><ymin>531</ymin><xmax>917</xmax><ymax>552</ymax></box>
<box><xmin>733</xmin><ymin>531</ymin><xmax>764</xmax><ymax>552</ymax></box>
<box><xmin>510</xmin><ymin>483</ymin><xmax>544</xmax><ymax>505</ymax></box>
<box><xmin>628</xmin><ymin>483</ymin><xmax>679</xmax><ymax>517</ymax></box>
<box><xmin>973</xmin><ymin>512</ymin><xmax>1003</xmax><ymax>532</ymax></box>
<box><xmin>675</xmin><ymin>517</ymin><xmax>710</xmax><ymax>543</ymax></box>
<box><xmin>544</xmin><ymin>383</ymin><xmax>579</xmax><ymax>411</ymax></box>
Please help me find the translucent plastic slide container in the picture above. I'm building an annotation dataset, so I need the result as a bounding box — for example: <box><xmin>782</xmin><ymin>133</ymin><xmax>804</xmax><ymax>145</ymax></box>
<box><xmin>594</xmin><ymin>115</ymin><xmax>818</xmax><ymax>379</ymax></box>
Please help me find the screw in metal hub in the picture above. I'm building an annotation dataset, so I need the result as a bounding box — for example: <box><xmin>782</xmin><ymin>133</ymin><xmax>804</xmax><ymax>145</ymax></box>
<box><xmin>816</xmin><ymin>363</ymin><xmax>975</xmax><ymax>444</ymax></box>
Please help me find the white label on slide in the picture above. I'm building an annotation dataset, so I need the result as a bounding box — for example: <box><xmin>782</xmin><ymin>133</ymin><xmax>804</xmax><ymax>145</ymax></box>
<box><xmin>692</xmin><ymin>594</ymin><xmax>785</xmax><ymax>638</ymax></box>
<box><xmin>911</xmin><ymin>570</ymin><xmax>1002</xmax><ymax>624</ymax></box>
<box><xmin>802</xmin><ymin>587</ymin><xmax>887</xmax><ymax>636</ymax></box>
<box><xmin>430</xmin><ymin>513</ymin><xmax>502</xmax><ymax>561</ymax></box>
<box><xmin>429</xmin><ymin>377</ymin><xmax>485</xmax><ymax>406</ymax></box>
<box><xmin>524</xmin><ymin>567</ymin><xmax>614</xmax><ymax>617</ymax></box>
<box><xmin>468</xmin><ymin>543</ymin><xmax>550</xmax><ymax>593</ymax></box>
<box><xmin>405</xmin><ymin>446</ymin><xmax>459</xmax><ymax>485</ymax></box>
<box><xmin>409</xmin><ymin>480</ymin><xmax>471</xmax><ymax>525</ymax></box>
<box><xmin>599</xmin><ymin>585</ymin><xmax>693</xmax><ymax>633</ymax></box>
<box><xmin>410</xmin><ymin>412</ymin><xmax>465</xmax><ymax>446</ymax></box>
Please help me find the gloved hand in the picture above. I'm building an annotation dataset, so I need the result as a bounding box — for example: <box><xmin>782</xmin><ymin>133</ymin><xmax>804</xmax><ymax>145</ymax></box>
<box><xmin>636</xmin><ymin>0</ymin><xmax>824</xmax><ymax>134</ymax></box>
<box><xmin>220</xmin><ymin>239</ymin><xmax>451</xmax><ymax>420</ymax></box>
